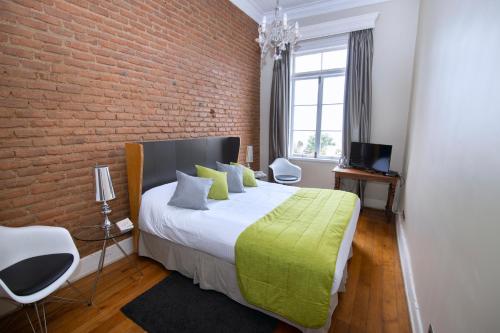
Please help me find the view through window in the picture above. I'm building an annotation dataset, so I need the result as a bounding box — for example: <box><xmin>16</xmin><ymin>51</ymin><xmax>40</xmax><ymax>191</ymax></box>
<box><xmin>290</xmin><ymin>47</ymin><xmax>348</xmax><ymax>159</ymax></box>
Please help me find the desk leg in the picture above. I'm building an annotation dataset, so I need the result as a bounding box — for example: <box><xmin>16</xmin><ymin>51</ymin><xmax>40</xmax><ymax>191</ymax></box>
<box><xmin>334</xmin><ymin>175</ymin><xmax>341</xmax><ymax>190</ymax></box>
<box><xmin>385</xmin><ymin>183</ymin><xmax>396</xmax><ymax>222</ymax></box>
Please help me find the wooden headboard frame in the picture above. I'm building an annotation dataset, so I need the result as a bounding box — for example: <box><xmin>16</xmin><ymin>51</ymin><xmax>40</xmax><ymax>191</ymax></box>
<box><xmin>125</xmin><ymin>136</ymin><xmax>240</xmax><ymax>251</ymax></box>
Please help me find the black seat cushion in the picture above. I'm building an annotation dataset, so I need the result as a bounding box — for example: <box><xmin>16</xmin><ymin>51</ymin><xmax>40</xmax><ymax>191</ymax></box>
<box><xmin>0</xmin><ymin>253</ymin><xmax>74</xmax><ymax>296</ymax></box>
<box><xmin>276</xmin><ymin>175</ymin><xmax>299</xmax><ymax>182</ymax></box>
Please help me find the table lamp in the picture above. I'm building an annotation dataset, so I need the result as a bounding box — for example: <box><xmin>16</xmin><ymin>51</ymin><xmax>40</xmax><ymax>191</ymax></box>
<box><xmin>246</xmin><ymin>145</ymin><xmax>253</xmax><ymax>168</ymax></box>
<box><xmin>95</xmin><ymin>165</ymin><xmax>116</xmax><ymax>229</ymax></box>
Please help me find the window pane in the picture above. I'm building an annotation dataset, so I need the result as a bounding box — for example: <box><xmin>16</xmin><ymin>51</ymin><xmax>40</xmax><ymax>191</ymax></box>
<box><xmin>322</xmin><ymin>49</ymin><xmax>347</xmax><ymax>70</ymax></box>
<box><xmin>321</xmin><ymin>105</ymin><xmax>343</xmax><ymax>131</ymax></box>
<box><xmin>319</xmin><ymin>131</ymin><xmax>342</xmax><ymax>158</ymax></box>
<box><xmin>294</xmin><ymin>79</ymin><xmax>318</xmax><ymax>105</ymax></box>
<box><xmin>292</xmin><ymin>131</ymin><xmax>316</xmax><ymax>157</ymax></box>
<box><xmin>322</xmin><ymin>76</ymin><xmax>345</xmax><ymax>104</ymax></box>
<box><xmin>295</xmin><ymin>53</ymin><xmax>321</xmax><ymax>73</ymax></box>
<box><xmin>293</xmin><ymin>106</ymin><xmax>317</xmax><ymax>131</ymax></box>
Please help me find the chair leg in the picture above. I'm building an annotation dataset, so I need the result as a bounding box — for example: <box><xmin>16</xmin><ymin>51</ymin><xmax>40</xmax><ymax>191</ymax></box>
<box><xmin>34</xmin><ymin>302</ymin><xmax>45</xmax><ymax>333</ymax></box>
<box><xmin>26</xmin><ymin>309</ymin><xmax>36</xmax><ymax>333</ymax></box>
<box><xmin>34</xmin><ymin>302</ymin><xmax>42</xmax><ymax>333</ymax></box>
<box><xmin>41</xmin><ymin>303</ymin><xmax>47</xmax><ymax>333</ymax></box>
<box><xmin>21</xmin><ymin>282</ymin><xmax>87</xmax><ymax>333</ymax></box>
<box><xmin>25</xmin><ymin>302</ymin><xmax>47</xmax><ymax>333</ymax></box>
<box><xmin>44</xmin><ymin>280</ymin><xmax>90</xmax><ymax>306</ymax></box>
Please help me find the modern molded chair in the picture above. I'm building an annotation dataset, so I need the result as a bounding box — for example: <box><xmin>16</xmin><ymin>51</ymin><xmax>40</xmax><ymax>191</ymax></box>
<box><xmin>269</xmin><ymin>158</ymin><xmax>302</xmax><ymax>185</ymax></box>
<box><xmin>0</xmin><ymin>226</ymin><xmax>81</xmax><ymax>332</ymax></box>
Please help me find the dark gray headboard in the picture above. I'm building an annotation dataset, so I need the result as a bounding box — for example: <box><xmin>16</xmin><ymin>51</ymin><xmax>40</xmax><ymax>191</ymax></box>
<box><xmin>141</xmin><ymin>136</ymin><xmax>240</xmax><ymax>193</ymax></box>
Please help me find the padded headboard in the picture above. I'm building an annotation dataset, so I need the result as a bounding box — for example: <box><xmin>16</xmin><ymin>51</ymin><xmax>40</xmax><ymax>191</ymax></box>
<box><xmin>141</xmin><ymin>136</ymin><xmax>240</xmax><ymax>193</ymax></box>
<box><xmin>125</xmin><ymin>136</ymin><xmax>240</xmax><ymax>252</ymax></box>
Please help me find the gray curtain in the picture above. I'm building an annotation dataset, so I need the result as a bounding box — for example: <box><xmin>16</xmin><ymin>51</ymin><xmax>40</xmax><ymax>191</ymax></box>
<box><xmin>269</xmin><ymin>45</ymin><xmax>290</xmax><ymax>164</ymax></box>
<box><xmin>341</xmin><ymin>29</ymin><xmax>374</xmax><ymax>201</ymax></box>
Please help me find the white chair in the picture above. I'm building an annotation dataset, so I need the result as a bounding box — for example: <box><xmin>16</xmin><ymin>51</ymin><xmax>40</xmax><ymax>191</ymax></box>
<box><xmin>269</xmin><ymin>158</ymin><xmax>302</xmax><ymax>185</ymax></box>
<box><xmin>0</xmin><ymin>226</ymin><xmax>81</xmax><ymax>332</ymax></box>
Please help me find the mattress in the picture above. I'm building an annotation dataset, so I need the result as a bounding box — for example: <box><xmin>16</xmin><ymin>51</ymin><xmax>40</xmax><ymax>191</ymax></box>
<box><xmin>139</xmin><ymin>180</ymin><xmax>361</xmax><ymax>294</ymax></box>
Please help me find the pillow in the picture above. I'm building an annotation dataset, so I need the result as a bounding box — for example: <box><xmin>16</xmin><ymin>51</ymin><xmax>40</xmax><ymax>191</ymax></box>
<box><xmin>195</xmin><ymin>165</ymin><xmax>229</xmax><ymax>200</ymax></box>
<box><xmin>230</xmin><ymin>162</ymin><xmax>257</xmax><ymax>187</ymax></box>
<box><xmin>168</xmin><ymin>171</ymin><xmax>213</xmax><ymax>210</ymax></box>
<box><xmin>216</xmin><ymin>161</ymin><xmax>245</xmax><ymax>193</ymax></box>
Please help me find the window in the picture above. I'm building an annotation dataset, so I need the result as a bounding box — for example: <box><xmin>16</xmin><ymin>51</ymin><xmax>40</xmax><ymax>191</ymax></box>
<box><xmin>290</xmin><ymin>47</ymin><xmax>347</xmax><ymax>160</ymax></box>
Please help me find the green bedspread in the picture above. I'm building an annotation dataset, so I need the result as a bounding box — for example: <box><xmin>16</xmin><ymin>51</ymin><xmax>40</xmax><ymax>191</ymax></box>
<box><xmin>235</xmin><ymin>188</ymin><xmax>358</xmax><ymax>328</ymax></box>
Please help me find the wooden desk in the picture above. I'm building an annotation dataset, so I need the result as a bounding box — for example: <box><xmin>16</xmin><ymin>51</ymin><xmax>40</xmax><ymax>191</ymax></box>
<box><xmin>333</xmin><ymin>166</ymin><xmax>399</xmax><ymax>221</ymax></box>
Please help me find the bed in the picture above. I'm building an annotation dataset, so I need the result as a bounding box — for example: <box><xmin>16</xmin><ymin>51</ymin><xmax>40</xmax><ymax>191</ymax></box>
<box><xmin>125</xmin><ymin>137</ymin><xmax>361</xmax><ymax>333</ymax></box>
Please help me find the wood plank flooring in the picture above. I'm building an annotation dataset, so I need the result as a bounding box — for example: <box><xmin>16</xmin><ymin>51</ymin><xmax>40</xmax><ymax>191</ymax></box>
<box><xmin>0</xmin><ymin>208</ymin><xmax>411</xmax><ymax>333</ymax></box>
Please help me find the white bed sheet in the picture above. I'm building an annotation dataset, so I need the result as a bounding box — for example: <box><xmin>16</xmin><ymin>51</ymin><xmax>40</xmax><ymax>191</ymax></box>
<box><xmin>139</xmin><ymin>180</ymin><xmax>361</xmax><ymax>294</ymax></box>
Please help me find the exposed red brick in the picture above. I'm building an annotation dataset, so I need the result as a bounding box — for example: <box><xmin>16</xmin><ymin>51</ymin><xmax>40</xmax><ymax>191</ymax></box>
<box><xmin>0</xmin><ymin>0</ymin><xmax>260</xmax><ymax>256</ymax></box>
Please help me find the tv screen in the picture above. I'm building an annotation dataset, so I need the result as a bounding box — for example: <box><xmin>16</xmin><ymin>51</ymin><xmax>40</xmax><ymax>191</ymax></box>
<box><xmin>349</xmin><ymin>142</ymin><xmax>392</xmax><ymax>173</ymax></box>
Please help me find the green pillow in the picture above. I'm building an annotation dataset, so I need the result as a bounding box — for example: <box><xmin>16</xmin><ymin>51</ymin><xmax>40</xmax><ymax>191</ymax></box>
<box><xmin>230</xmin><ymin>163</ymin><xmax>257</xmax><ymax>187</ymax></box>
<box><xmin>195</xmin><ymin>165</ymin><xmax>229</xmax><ymax>200</ymax></box>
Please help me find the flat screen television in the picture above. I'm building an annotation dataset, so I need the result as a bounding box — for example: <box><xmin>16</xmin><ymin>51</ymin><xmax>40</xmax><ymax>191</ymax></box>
<box><xmin>349</xmin><ymin>142</ymin><xmax>392</xmax><ymax>173</ymax></box>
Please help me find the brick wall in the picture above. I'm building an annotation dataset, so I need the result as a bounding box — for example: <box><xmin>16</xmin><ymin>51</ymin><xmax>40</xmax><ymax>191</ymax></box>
<box><xmin>0</xmin><ymin>0</ymin><xmax>260</xmax><ymax>256</ymax></box>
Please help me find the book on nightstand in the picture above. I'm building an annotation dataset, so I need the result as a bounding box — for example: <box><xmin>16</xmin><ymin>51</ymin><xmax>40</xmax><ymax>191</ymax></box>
<box><xmin>116</xmin><ymin>218</ymin><xmax>134</xmax><ymax>232</ymax></box>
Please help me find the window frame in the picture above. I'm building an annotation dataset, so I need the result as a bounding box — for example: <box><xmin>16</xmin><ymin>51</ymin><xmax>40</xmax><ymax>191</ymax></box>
<box><xmin>289</xmin><ymin>45</ymin><xmax>347</xmax><ymax>161</ymax></box>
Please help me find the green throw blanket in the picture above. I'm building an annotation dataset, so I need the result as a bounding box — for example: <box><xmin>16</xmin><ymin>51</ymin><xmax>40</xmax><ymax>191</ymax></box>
<box><xmin>235</xmin><ymin>188</ymin><xmax>358</xmax><ymax>328</ymax></box>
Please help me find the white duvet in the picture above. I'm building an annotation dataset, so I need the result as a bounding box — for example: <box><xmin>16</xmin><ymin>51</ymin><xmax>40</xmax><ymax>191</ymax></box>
<box><xmin>139</xmin><ymin>180</ymin><xmax>361</xmax><ymax>293</ymax></box>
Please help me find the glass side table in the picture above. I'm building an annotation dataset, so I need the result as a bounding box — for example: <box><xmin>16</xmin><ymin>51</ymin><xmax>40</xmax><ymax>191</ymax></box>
<box><xmin>72</xmin><ymin>224</ymin><xmax>143</xmax><ymax>305</ymax></box>
<box><xmin>254</xmin><ymin>170</ymin><xmax>268</xmax><ymax>181</ymax></box>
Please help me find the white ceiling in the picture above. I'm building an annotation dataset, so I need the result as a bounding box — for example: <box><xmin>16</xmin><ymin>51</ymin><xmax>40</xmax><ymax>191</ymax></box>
<box><xmin>230</xmin><ymin>0</ymin><xmax>389</xmax><ymax>22</ymax></box>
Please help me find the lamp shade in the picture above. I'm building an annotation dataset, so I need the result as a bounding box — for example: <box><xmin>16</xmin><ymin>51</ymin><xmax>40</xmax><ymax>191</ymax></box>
<box><xmin>246</xmin><ymin>145</ymin><xmax>254</xmax><ymax>163</ymax></box>
<box><xmin>95</xmin><ymin>165</ymin><xmax>115</xmax><ymax>202</ymax></box>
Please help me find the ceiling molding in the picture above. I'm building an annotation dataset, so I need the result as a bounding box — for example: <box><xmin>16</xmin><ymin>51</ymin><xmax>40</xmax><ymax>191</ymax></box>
<box><xmin>299</xmin><ymin>12</ymin><xmax>379</xmax><ymax>40</ymax></box>
<box><xmin>268</xmin><ymin>0</ymin><xmax>389</xmax><ymax>20</ymax></box>
<box><xmin>229</xmin><ymin>0</ymin><xmax>263</xmax><ymax>22</ymax></box>
<box><xmin>231</xmin><ymin>0</ymin><xmax>390</xmax><ymax>22</ymax></box>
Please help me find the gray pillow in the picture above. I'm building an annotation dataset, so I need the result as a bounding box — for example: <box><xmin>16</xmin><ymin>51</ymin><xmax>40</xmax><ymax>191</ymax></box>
<box><xmin>168</xmin><ymin>171</ymin><xmax>213</xmax><ymax>210</ymax></box>
<box><xmin>216</xmin><ymin>161</ymin><xmax>245</xmax><ymax>193</ymax></box>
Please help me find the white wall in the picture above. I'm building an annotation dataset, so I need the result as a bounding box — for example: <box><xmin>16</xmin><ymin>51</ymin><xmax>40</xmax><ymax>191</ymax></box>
<box><xmin>259</xmin><ymin>53</ymin><xmax>274</xmax><ymax>171</ymax></box>
<box><xmin>260</xmin><ymin>0</ymin><xmax>420</xmax><ymax>208</ymax></box>
<box><xmin>401</xmin><ymin>0</ymin><xmax>500</xmax><ymax>332</ymax></box>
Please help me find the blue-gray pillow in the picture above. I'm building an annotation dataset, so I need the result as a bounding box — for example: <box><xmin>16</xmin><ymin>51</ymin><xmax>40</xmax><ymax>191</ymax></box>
<box><xmin>216</xmin><ymin>161</ymin><xmax>244</xmax><ymax>193</ymax></box>
<box><xmin>168</xmin><ymin>171</ymin><xmax>213</xmax><ymax>210</ymax></box>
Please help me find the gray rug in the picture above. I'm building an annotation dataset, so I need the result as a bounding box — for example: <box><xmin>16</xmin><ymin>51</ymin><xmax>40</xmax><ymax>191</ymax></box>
<box><xmin>121</xmin><ymin>272</ymin><xmax>278</xmax><ymax>333</ymax></box>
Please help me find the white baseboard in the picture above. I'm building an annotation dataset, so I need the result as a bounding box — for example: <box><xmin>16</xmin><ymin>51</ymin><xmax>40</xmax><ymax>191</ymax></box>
<box><xmin>396</xmin><ymin>214</ymin><xmax>424</xmax><ymax>333</ymax></box>
<box><xmin>68</xmin><ymin>237</ymin><xmax>134</xmax><ymax>283</ymax></box>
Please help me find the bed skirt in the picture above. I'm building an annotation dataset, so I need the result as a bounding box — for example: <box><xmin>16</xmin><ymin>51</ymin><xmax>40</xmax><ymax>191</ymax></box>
<box><xmin>139</xmin><ymin>231</ymin><xmax>351</xmax><ymax>333</ymax></box>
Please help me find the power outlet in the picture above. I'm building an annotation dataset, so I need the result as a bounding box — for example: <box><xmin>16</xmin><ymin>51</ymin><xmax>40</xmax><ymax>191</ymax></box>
<box><xmin>428</xmin><ymin>324</ymin><xmax>434</xmax><ymax>333</ymax></box>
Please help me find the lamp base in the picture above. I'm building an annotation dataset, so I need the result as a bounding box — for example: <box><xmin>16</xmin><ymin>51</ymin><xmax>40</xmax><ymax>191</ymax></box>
<box><xmin>101</xmin><ymin>201</ymin><xmax>112</xmax><ymax>229</ymax></box>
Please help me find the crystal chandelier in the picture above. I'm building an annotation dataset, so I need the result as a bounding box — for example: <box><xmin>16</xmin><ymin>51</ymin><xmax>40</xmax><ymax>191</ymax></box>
<box><xmin>256</xmin><ymin>0</ymin><xmax>300</xmax><ymax>61</ymax></box>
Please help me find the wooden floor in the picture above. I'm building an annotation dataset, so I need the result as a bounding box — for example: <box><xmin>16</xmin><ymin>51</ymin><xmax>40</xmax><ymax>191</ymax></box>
<box><xmin>0</xmin><ymin>208</ymin><xmax>411</xmax><ymax>333</ymax></box>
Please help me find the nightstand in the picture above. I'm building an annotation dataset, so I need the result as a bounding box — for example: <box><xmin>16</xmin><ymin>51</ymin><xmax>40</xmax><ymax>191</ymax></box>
<box><xmin>254</xmin><ymin>170</ymin><xmax>268</xmax><ymax>181</ymax></box>
<box><xmin>72</xmin><ymin>224</ymin><xmax>142</xmax><ymax>304</ymax></box>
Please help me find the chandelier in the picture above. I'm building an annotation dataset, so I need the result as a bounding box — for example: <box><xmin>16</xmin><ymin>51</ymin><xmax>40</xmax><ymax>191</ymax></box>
<box><xmin>256</xmin><ymin>0</ymin><xmax>300</xmax><ymax>61</ymax></box>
